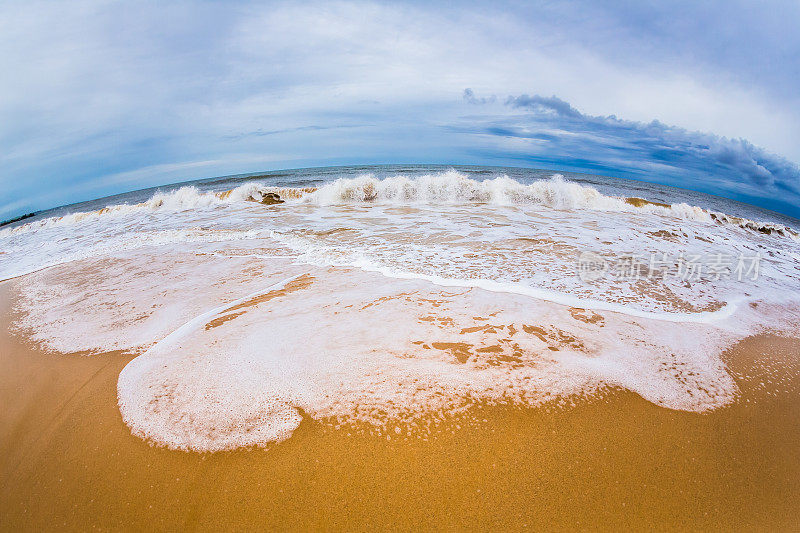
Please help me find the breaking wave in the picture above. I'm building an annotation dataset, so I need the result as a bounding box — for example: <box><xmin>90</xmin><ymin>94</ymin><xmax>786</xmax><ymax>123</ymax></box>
<box><xmin>1</xmin><ymin>171</ymin><xmax>796</xmax><ymax>240</ymax></box>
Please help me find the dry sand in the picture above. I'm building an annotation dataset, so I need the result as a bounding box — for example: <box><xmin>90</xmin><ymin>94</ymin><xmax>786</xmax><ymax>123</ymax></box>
<box><xmin>1</xmin><ymin>279</ymin><xmax>798</xmax><ymax>531</ymax></box>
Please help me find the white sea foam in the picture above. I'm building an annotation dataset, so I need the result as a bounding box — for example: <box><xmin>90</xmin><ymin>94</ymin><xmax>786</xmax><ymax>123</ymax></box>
<box><xmin>114</xmin><ymin>265</ymin><xmax>743</xmax><ymax>451</ymax></box>
<box><xmin>0</xmin><ymin>227</ymin><xmax>262</xmax><ymax>282</ymax></box>
<box><xmin>5</xmin><ymin>170</ymin><xmax>800</xmax><ymax>451</ymax></box>
<box><xmin>11</xmin><ymin>251</ymin><xmax>302</xmax><ymax>354</ymax></box>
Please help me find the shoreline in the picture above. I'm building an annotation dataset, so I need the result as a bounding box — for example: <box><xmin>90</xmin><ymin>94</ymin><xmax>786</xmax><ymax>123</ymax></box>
<box><xmin>1</xmin><ymin>278</ymin><xmax>798</xmax><ymax>530</ymax></box>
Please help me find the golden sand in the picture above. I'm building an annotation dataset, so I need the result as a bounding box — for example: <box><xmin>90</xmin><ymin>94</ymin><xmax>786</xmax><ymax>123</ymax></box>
<box><xmin>1</xmin><ymin>280</ymin><xmax>798</xmax><ymax>531</ymax></box>
<box><xmin>204</xmin><ymin>274</ymin><xmax>316</xmax><ymax>330</ymax></box>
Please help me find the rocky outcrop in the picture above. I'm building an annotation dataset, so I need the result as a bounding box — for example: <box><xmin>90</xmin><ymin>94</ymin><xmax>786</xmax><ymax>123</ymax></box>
<box><xmin>247</xmin><ymin>191</ymin><xmax>285</xmax><ymax>205</ymax></box>
<box><xmin>260</xmin><ymin>192</ymin><xmax>284</xmax><ymax>205</ymax></box>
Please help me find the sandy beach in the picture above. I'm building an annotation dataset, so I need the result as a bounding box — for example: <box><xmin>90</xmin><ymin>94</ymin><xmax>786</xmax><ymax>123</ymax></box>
<box><xmin>1</xmin><ymin>279</ymin><xmax>798</xmax><ymax>531</ymax></box>
<box><xmin>3</xmin><ymin>0</ymin><xmax>800</xmax><ymax>526</ymax></box>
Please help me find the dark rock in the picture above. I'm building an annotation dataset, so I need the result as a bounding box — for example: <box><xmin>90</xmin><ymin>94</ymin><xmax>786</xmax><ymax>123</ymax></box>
<box><xmin>261</xmin><ymin>192</ymin><xmax>284</xmax><ymax>205</ymax></box>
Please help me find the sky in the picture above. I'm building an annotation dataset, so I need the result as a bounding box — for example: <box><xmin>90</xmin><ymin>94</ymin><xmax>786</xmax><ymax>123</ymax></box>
<box><xmin>1</xmin><ymin>0</ymin><xmax>800</xmax><ymax>219</ymax></box>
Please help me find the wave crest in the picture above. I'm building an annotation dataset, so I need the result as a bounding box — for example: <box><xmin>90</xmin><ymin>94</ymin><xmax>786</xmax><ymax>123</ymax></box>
<box><xmin>1</xmin><ymin>171</ymin><xmax>795</xmax><ymax>240</ymax></box>
<box><xmin>307</xmin><ymin>171</ymin><xmax>632</xmax><ymax>210</ymax></box>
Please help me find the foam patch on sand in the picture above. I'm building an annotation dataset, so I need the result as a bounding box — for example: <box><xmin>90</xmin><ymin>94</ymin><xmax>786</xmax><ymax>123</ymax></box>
<box><xmin>12</xmin><ymin>244</ymin><xmax>799</xmax><ymax>451</ymax></box>
<box><xmin>9</xmin><ymin>248</ymin><xmax>752</xmax><ymax>450</ymax></box>
<box><xmin>113</xmin><ymin>265</ymin><xmax>743</xmax><ymax>450</ymax></box>
<box><xmin>11</xmin><ymin>248</ymin><xmax>305</xmax><ymax>354</ymax></box>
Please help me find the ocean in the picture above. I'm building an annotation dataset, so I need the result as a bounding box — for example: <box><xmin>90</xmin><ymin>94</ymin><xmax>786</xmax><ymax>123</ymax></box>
<box><xmin>2</xmin><ymin>165</ymin><xmax>799</xmax><ymax>451</ymax></box>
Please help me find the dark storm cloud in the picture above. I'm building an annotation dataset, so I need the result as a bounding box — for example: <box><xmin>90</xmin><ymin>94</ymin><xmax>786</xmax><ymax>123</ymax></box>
<box><xmin>465</xmin><ymin>92</ymin><xmax>800</xmax><ymax>210</ymax></box>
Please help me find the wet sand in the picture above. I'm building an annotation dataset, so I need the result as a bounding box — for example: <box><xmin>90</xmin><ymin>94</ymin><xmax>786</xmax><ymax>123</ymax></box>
<box><xmin>1</xmin><ymin>279</ymin><xmax>798</xmax><ymax>531</ymax></box>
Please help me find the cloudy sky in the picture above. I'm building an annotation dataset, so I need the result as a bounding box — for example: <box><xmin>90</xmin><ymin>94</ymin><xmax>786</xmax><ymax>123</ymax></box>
<box><xmin>2</xmin><ymin>0</ymin><xmax>800</xmax><ymax>218</ymax></box>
